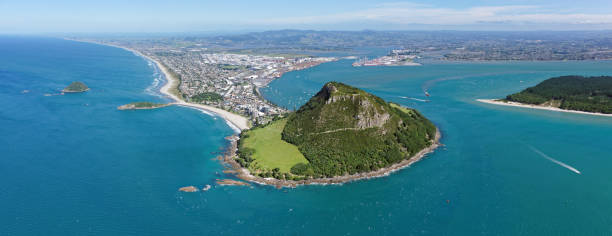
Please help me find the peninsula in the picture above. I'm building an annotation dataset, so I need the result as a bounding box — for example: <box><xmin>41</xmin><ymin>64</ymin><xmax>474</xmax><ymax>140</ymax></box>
<box><xmin>353</xmin><ymin>49</ymin><xmax>421</xmax><ymax>67</ymax></box>
<box><xmin>479</xmin><ymin>75</ymin><xmax>612</xmax><ymax>116</ymax></box>
<box><xmin>229</xmin><ymin>82</ymin><xmax>440</xmax><ymax>187</ymax></box>
<box><xmin>62</xmin><ymin>81</ymin><xmax>89</xmax><ymax>93</ymax></box>
<box><xmin>69</xmin><ymin>37</ymin><xmax>337</xmax><ymax>128</ymax></box>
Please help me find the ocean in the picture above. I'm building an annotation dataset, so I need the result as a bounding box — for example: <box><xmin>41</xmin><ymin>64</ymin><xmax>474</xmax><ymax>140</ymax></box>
<box><xmin>1</xmin><ymin>36</ymin><xmax>612</xmax><ymax>235</ymax></box>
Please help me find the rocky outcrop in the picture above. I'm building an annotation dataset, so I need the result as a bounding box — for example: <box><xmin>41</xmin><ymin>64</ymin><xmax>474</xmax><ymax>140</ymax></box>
<box><xmin>215</xmin><ymin>179</ymin><xmax>250</xmax><ymax>186</ymax></box>
<box><xmin>178</xmin><ymin>186</ymin><xmax>198</xmax><ymax>192</ymax></box>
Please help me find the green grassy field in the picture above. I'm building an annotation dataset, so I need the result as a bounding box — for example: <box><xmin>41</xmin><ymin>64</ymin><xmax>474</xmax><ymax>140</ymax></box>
<box><xmin>390</xmin><ymin>102</ymin><xmax>414</xmax><ymax>115</ymax></box>
<box><xmin>241</xmin><ymin>119</ymin><xmax>308</xmax><ymax>173</ymax></box>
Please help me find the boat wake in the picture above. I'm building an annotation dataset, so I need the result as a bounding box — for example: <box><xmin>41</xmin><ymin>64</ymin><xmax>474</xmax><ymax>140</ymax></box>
<box><xmin>399</xmin><ymin>96</ymin><xmax>430</xmax><ymax>102</ymax></box>
<box><xmin>528</xmin><ymin>145</ymin><xmax>581</xmax><ymax>174</ymax></box>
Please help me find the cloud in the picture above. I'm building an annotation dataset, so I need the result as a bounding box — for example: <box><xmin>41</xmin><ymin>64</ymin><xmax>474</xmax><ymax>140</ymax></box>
<box><xmin>251</xmin><ymin>2</ymin><xmax>612</xmax><ymax>26</ymax></box>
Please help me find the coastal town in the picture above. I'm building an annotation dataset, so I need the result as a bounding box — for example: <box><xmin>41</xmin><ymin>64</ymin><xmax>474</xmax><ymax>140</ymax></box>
<box><xmin>87</xmin><ymin>39</ymin><xmax>336</xmax><ymax>126</ymax></box>
<box><xmin>158</xmin><ymin>52</ymin><xmax>335</xmax><ymax>125</ymax></box>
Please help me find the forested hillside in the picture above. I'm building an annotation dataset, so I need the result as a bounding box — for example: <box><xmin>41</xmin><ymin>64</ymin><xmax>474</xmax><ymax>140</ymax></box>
<box><xmin>505</xmin><ymin>76</ymin><xmax>612</xmax><ymax>114</ymax></box>
<box><xmin>281</xmin><ymin>82</ymin><xmax>437</xmax><ymax>178</ymax></box>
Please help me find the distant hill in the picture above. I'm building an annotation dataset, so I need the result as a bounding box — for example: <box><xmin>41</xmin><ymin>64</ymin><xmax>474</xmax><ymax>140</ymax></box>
<box><xmin>280</xmin><ymin>82</ymin><xmax>437</xmax><ymax>178</ymax></box>
<box><xmin>505</xmin><ymin>76</ymin><xmax>612</xmax><ymax>114</ymax></box>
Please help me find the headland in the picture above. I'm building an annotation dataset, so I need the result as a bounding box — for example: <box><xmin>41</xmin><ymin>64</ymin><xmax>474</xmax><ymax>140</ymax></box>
<box><xmin>477</xmin><ymin>75</ymin><xmax>612</xmax><ymax>117</ymax></box>
<box><xmin>224</xmin><ymin>82</ymin><xmax>442</xmax><ymax>188</ymax></box>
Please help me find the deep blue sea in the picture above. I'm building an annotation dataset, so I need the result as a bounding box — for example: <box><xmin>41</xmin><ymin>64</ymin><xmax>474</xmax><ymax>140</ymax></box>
<box><xmin>2</xmin><ymin>37</ymin><xmax>612</xmax><ymax>235</ymax></box>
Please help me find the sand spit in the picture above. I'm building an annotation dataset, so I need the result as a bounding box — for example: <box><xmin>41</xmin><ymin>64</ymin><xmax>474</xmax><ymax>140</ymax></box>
<box><xmin>477</xmin><ymin>99</ymin><xmax>612</xmax><ymax>117</ymax></box>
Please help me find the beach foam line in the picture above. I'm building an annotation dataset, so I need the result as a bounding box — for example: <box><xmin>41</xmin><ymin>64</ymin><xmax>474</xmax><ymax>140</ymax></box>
<box><xmin>528</xmin><ymin>145</ymin><xmax>581</xmax><ymax>175</ymax></box>
<box><xmin>225</xmin><ymin>120</ymin><xmax>241</xmax><ymax>133</ymax></box>
<box><xmin>199</xmin><ymin>109</ymin><xmax>213</xmax><ymax>116</ymax></box>
<box><xmin>174</xmin><ymin>102</ymin><xmax>248</xmax><ymax>131</ymax></box>
<box><xmin>174</xmin><ymin>104</ymin><xmax>241</xmax><ymax>133</ymax></box>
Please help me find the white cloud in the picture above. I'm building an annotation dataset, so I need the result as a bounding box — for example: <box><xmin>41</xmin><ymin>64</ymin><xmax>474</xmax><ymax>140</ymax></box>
<box><xmin>250</xmin><ymin>2</ymin><xmax>612</xmax><ymax>26</ymax></box>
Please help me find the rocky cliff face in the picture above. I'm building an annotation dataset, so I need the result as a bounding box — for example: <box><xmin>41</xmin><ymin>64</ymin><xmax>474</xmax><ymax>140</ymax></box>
<box><xmin>354</xmin><ymin>96</ymin><xmax>390</xmax><ymax>129</ymax></box>
<box><xmin>286</xmin><ymin>82</ymin><xmax>394</xmax><ymax>137</ymax></box>
<box><xmin>323</xmin><ymin>85</ymin><xmax>391</xmax><ymax>129</ymax></box>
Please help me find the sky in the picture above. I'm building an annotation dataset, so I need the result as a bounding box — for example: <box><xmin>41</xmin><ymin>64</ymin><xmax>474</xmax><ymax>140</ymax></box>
<box><xmin>1</xmin><ymin>0</ymin><xmax>612</xmax><ymax>33</ymax></box>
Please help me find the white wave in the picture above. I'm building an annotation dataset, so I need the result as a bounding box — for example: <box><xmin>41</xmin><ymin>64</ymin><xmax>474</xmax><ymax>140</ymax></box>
<box><xmin>199</xmin><ymin>109</ymin><xmax>213</xmax><ymax>116</ymax></box>
<box><xmin>528</xmin><ymin>145</ymin><xmax>581</xmax><ymax>174</ymax></box>
<box><xmin>225</xmin><ymin>120</ymin><xmax>241</xmax><ymax>133</ymax></box>
<box><xmin>144</xmin><ymin>75</ymin><xmax>164</xmax><ymax>98</ymax></box>
<box><xmin>177</xmin><ymin>105</ymin><xmax>241</xmax><ymax>134</ymax></box>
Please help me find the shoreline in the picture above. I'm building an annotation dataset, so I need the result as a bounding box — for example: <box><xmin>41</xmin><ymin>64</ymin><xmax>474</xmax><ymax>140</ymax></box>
<box><xmin>477</xmin><ymin>99</ymin><xmax>612</xmax><ymax>117</ymax></box>
<box><xmin>67</xmin><ymin>38</ymin><xmax>443</xmax><ymax>188</ymax></box>
<box><xmin>67</xmin><ymin>38</ymin><xmax>251</xmax><ymax>131</ymax></box>
<box><xmin>154</xmin><ymin>57</ymin><xmax>251</xmax><ymax>131</ymax></box>
<box><xmin>222</xmin><ymin>129</ymin><xmax>442</xmax><ymax>188</ymax></box>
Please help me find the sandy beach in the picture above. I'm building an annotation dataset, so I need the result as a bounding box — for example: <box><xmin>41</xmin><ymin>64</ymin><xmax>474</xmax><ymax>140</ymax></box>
<box><xmin>477</xmin><ymin>99</ymin><xmax>612</xmax><ymax>117</ymax></box>
<box><xmin>153</xmin><ymin>55</ymin><xmax>250</xmax><ymax>131</ymax></box>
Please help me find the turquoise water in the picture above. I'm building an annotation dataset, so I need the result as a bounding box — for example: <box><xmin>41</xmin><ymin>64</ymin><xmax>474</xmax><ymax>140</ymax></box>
<box><xmin>2</xmin><ymin>37</ymin><xmax>612</xmax><ymax>235</ymax></box>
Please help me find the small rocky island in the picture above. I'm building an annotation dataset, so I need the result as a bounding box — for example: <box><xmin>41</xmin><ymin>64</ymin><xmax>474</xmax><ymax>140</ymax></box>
<box><xmin>62</xmin><ymin>81</ymin><xmax>89</xmax><ymax>93</ymax></box>
<box><xmin>117</xmin><ymin>102</ymin><xmax>171</xmax><ymax>110</ymax></box>
<box><xmin>231</xmin><ymin>82</ymin><xmax>440</xmax><ymax>187</ymax></box>
<box><xmin>489</xmin><ymin>76</ymin><xmax>612</xmax><ymax>114</ymax></box>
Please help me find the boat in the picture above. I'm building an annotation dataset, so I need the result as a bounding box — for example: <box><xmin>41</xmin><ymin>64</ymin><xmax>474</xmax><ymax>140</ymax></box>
<box><xmin>202</xmin><ymin>184</ymin><xmax>212</xmax><ymax>191</ymax></box>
